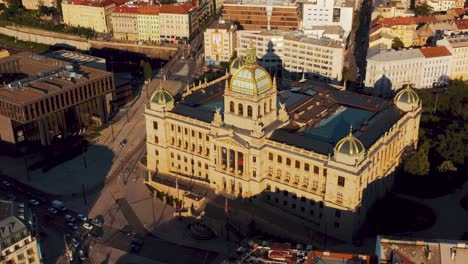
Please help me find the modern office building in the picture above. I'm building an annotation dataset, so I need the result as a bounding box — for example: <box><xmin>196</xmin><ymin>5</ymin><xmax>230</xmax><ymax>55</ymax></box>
<box><xmin>0</xmin><ymin>53</ymin><xmax>115</xmax><ymax>148</ymax></box>
<box><xmin>236</xmin><ymin>30</ymin><xmax>345</xmax><ymax>83</ymax></box>
<box><xmin>144</xmin><ymin>44</ymin><xmax>422</xmax><ymax>241</ymax></box>
<box><xmin>0</xmin><ymin>200</ymin><xmax>40</xmax><ymax>264</ymax></box>
<box><xmin>221</xmin><ymin>0</ymin><xmax>300</xmax><ymax>31</ymax></box>
<box><xmin>204</xmin><ymin>20</ymin><xmax>237</xmax><ymax>65</ymax></box>
<box><xmin>301</xmin><ymin>0</ymin><xmax>355</xmax><ymax>33</ymax></box>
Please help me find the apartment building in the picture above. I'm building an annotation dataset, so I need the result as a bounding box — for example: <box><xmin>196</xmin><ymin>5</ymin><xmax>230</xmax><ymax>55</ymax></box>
<box><xmin>0</xmin><ymin>53</ymin><xmax>115</xmax><ymax>147</ymax></box>
<box><xmin>236</xmin><ymin>30</ymin><xmax>345</xmax><ymax>83</ymax></box>
<box><xmin>138</xmin><ymin>6</ymin><xmax>161</xmax><ymax>43</ymax></box>
<box><xmin>112</xmin><ymin>6</ymin><xmax>139</xmax><ymax>41</ymax></box>
<box><xmin>22</xmin><ymin>0</ymin><xmax>57</xmax><ymax>10</ymax></box>
<box><xmin>221</xmin><ymin>0</ymin><xmax>300</xmax><ymax>31</ymax></box>
<box><xmin>204</xmin><ymin>20</ymin><xmax>237</xmax><ymax>65</ymax></box>
<box><xmin>0</xmin><ymin>200</ymin><xmax>40</xmax><ymax>264</ymax></box>
<box><xmin>159</xmin><ymin>2</ymin><xmax>196</xmax><ymax>44</ymax></box>
<box><xmin>145</xmin><ymin>45</ymin><xmax>422</xmax><ymax>241</ymax></box>
<box><xmin>371</xmin><ymin>0</ymin><xmax>414</xmax><ymax>20</ymax></box>
<box><xmin>61</xmin><ymin>0</ymin><xmax>124</xmax><ymax>33</ymax></box>
<box><xmin>365</xmin><ymin>46</ymin><xmax>452</xmax><ymax>91</ymax></box>
<box><xmin>426</xmin><ymin>0</ymin><xmax>456</xmax><ymax>11</ymax></box>
<box><xmin>301</xmin><ymin>0</ymin><xmax>355</xmax><ymax>33</ymax></box>
<box><xmin>437</xmin><ymin>35</ymin><xmax>468</xmax><ymax>80</ymax></box>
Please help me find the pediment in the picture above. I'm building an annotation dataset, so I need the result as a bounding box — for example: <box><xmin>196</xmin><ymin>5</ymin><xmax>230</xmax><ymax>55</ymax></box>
<box><xmin>214</xmin><ymin>134</ymin><xmax>249</xmax><ymax>150</ymax></box>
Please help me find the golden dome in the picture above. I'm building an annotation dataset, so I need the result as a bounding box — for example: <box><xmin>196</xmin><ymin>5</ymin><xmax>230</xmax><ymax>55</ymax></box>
<box><xmin>229</xmin><ymin>56</ymin><xmax>245</xmax><ymax>75</ymax></box>
<box><xmin>394</xmin><ymin>83</ymin><xmax>419</xmax><ymax>104</ymax></box>
<box><xmin>151</xmin><ymin>80</ymin><xmax>173</xmax><ymax>105</ymax></box>
<box><xmin>229</xmin><ymin>44</ymin><xmax>273</xmax><ymax>96</ymax></box>
<box><xmin>334</xmin><ymin>127</ymin><xmax>365</xmax><ymax>156</ymax></box>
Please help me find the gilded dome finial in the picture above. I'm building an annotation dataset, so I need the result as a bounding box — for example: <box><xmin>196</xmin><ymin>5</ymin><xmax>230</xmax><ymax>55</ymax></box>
<box><xmin>349</xmin><ymin>124</ymin><xmax>353</xmax><ymax>135</ymax></box>
<box><xmin>245</xmin><ymin>42</ymin><xmax>257</xmax><ymax>66</ymax></box>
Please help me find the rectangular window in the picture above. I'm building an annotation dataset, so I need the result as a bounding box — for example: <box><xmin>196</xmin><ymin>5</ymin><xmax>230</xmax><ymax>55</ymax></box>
<box><xmin>338</xmin><ymin>176</ymin><xmax>345</xmax><ymax>187</ymax></box>
<box><xmin>154</xmin><ymin>136</ymin><xmax>158</xmax><ymax>144</ymax></box>
<box><xmin>286</xmin><ymin>158</ymin><xmax>291</xmax><ymax>166</ymax></box>
<box><xmin>314</xmin><ymin>166</ymin><xmax>319</xmax><ymax>174</ymax></box>
<box><xmin>337</xmin><ymin>192</ymin><xmax>343</xmax><ymax>204</ymax></box>
<box><xmin>295</xmin><ymin>160</ymin><xmax>300</xmax><ymax>169</ymax></box>
<box><xmin>269</xmin><ymin>153</ymin><xmax>273</xmax><ymax>161</ymax></box>
<box><xmin>304</xmin><ymin>164</ymin><xmax>310</xmax><ymax>171</ymax></box>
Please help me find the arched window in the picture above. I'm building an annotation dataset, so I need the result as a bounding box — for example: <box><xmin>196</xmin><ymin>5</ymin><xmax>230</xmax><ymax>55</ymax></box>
<box><xmin>238</xmin><ymin>103</ymin><xmax>243</xmax><ymax>116</ymax></box>
<box><xmin>247</xmin><ymin>105</ymin><xmax>253</xmax><ymax>117</ymax></box>
<box><xmin>264</xmin><ymin>102</ymin><xmax>267</xmax><ymax>114</ymax></box>
<box><xmin>269</xmin><ymin>99</ymin><xmax>272</xmax><ymax>112</ymax></box>
<box><xmin>229</xmin><ymin>101</ymin><xmax>234</xmax><ymax>113</ymax></box>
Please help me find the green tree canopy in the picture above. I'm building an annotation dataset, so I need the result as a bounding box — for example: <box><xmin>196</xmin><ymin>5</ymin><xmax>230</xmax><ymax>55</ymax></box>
<box><xmin>404</xmin><ymin>148</ymin><xmax>430</xmax><ymax>176</ymax></box>
<box><xmin>437</xmin><ymin>160</ymin><xmax>457</xmax><ymax>174</ymax></box>
<box><xmin>436</xmin><ymin>124</ymin><xmax>467</xmax><ymax>165</ymax></box>
<box><xmin>414</xmin><ymin>4</ymin><xmax>433</xmax><ymax>16</ymax></box>
<box><xmin>391</xmin><ymin>37</ymin><xmax>404</xmax><ymax>50</ymax></box>
<box><xmin>143</xmin><ymin>62</ymin><xmax>152</xmax><ymax>81</ymax></box>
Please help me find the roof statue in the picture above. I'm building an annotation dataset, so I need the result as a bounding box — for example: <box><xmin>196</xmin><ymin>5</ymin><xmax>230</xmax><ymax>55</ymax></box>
<box><xmin>229</xmin><ymin>43</ymin><xmax>273</xmax><ymax>96</ymax></box>
<box><xmin>212</xmin><ymin>107</ymin><xmax>223</xmax><ymax>126</ymax></box>
<box><xmin>278</xmin><ymin>102</ymin><xmax>289</xmax><ymax>121</ymax></box>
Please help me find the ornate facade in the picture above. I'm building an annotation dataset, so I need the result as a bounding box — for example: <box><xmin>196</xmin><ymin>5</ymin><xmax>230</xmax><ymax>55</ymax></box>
<box><xmin>144</xmin><ymin>44</ymin><xmax>422</xmax><ymax>241</ymax></box>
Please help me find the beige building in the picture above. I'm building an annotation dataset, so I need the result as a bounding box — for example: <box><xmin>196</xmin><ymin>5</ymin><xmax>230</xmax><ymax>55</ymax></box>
<box><xmin>236</xmin><ymin>30</ymin><xmax>345</xmax><ymax>83</ymax></box>
<box><xmin>112</xmin><ymin>6</ymin><xmax>139</xmax><ymax>41</ymax></box>
<box><xmin>61</xmin><ymin>0</ymin><xmax>117</xmax><ymax>33</ymax></box>
<box><xmin>159</xmin><ymin>3</ymin><xmax>196</xmax><ymax>44</ymax></box>
<box><xmin>22</xmin><ymin>0</ymin><xmax>57</xmax><ymax>10</ymax></box>
<box><xmin>137</xmin><ymin>6</ymin><xmax>160</xmax><ymax>43</ymax></box>
<box><xmin>438</xmin><ymin>35</ymin><xmax>468</xmax><ymax>80</ymax></box>
<box><xmin>427</xmin><ymin>0</ymin><xmax>456</xmax><ymax>11</ymax></box>
<box><xmin>204</xmin><ymin>20</ymin><xmax>237</xmax><ymax>65</ymax></box>
<box><xmin>144</xmin><ymin>44</ymin><xmax>422</xmax><ymax>241</ymax></box>
<box><xmin>0</xmin><ymin>200</ymin><xmax>40</xmax><ymax>264</ymax></box>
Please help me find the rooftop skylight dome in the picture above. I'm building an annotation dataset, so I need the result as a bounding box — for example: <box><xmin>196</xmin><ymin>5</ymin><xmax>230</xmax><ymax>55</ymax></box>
<box><xmin>334</xmin><ymin>126</ymin><xmax>366</xmax><ymax>165</ymax></box>
<box><xmin>229</xmin><ymin>44</ymin><xmax>273</xmax><ymax>96</ymax></box>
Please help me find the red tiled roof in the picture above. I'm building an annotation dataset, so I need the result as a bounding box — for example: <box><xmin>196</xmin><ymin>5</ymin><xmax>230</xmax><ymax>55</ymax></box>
<box><xmin>139</xmin><ymin>5</ymin><xmax>160</xmax><ymax>15</ymax></box>
<box><xmin>454</xmin><ymin>8</ymin><xmax>468</xmax><ymax>16</ymax></box>
<box><xmin>419</xmin><ymin>46</ymin><xmax>452</xmax><ymax>58</ymax></box>
<box><xmin>71</xmin><ymin>0</ymin><xmax>125</xmax><ymax>7</ymax></box>
<box><xmin>374</xmin><ymin>16</ymin><xmax>438</xmax><ymax>27</ymax></box>
<box><xmin>160</xmin><ymin>2</ymin><xmax>195</xmax><ymax>14</ymax></box>
<box><xmin>113</xmin><ymin>5</ymin><xmax>139</xmax><ymax>13</ymax></box>
<box><xmin>454</xmin><ymin>19</ymin><xmax>468</xmax><ymax>30</ymax></box>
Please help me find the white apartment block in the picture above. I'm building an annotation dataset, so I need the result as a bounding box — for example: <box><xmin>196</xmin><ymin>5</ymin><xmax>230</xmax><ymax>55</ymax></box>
<box><xmin>365</xmin><ymin>46</ymin><xmax>452</xmax><ymax>91</ymax></box>
<box><xmin>302</xmin><ymin>0</ymin><xmax>355</xmax><ymax>33</ymax></box>
<box><xmin>426</xmin><ymin>0</ymin><xmax>456</xmax><ymax>11</ymax></box>
<box><xmin>437</xmin><ymin>35</ymin><xmax>468</xmax><ymax>80</ymax></box>
<box><xmin>204</xmin><ymin>20</ymin><xmax>237</xmax><ymax>65</ymax></box>
<box><xmin>236</xmin><ymin>30</ymin><xmax>345</xmax><ymax>83</ymax></box>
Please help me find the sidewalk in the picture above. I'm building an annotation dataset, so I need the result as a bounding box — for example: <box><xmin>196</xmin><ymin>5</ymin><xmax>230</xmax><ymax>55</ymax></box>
<box><xmin>90</xmin><ymin>242</ymin><xmax>165</xmax><ymax>264</ymax></box>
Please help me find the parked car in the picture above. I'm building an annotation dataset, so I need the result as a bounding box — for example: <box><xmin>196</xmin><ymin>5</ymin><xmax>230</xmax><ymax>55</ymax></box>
<box><xmin>91</xmin><ymin>218</ymin><xmax>102</xmax><ymax>227</ymax></box>
<box><xmin>120</xmin><ymin>139</ymin><xmax>128</xmax><ymax>146</ymax></box>
<box><xmin>78</xmin><ymin>249</ymin><xmax>86</xmax><ymax>261</ymax></box>
<box><xmin>65</xmin><ymin>214</ymin><xmax>75</xmax><ymax>222</ymax></box>
<box><xmin>48</xmin><ymin>207</ymin><xmax>58</xmax><ymax>215</ymax></box>
<box><xmin>70</xmin><ymin>238</ymin><xmax>80</xmax><ymax>248</ymax></box>
<box><xmin>77</xmin><ymin>214</ymin><xmax>87</xmax><ymax>221</ymax></box>
<box><xmin>29</xmin><ymin>199</ymin><xmax>40</xmax><ymax>206</ymax></box>
<box><xmin>83</xmin><ymin>223</ymin><xmax>93</xmax><ymax>230</ymax></box>
<box><xmin>67</xmin><ymin>223</ymin><xmax>78</xmax><ymax>230</ymax></box>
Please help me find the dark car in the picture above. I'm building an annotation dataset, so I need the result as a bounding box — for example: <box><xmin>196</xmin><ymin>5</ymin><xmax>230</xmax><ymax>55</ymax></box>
<box><xmin>120</xmin><ymin>139</ymin><xmax>128</xmax><ymax>146</ymax></box>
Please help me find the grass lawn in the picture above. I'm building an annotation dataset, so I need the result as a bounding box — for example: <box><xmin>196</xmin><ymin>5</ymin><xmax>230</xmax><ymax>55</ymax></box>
<box><xmin>363</xmin><ymin>195</ymin><xmax>436</xmax><ymax>236</ymax></box>
<box><xmin>0</xmin><ymin>33</ymin><xmax>50</xmax><ymax>53</ymax></box>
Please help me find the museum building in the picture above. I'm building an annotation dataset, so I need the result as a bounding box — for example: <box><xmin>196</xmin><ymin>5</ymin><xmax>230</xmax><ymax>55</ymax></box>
<box><xmin>144</xmin><ymin>44</ymin><xmax>422</xmax><ymax>241</ymax></box>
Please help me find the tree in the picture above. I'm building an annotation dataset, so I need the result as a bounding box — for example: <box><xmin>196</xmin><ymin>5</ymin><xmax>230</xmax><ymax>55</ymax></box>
<box><xmin>342</xmin><ymin>66</ymin><xmax>351</xmax><ymax>82</ymax></box>
<box><xmin>160</xmin><ymin>0</ymin><xmax>176</xmax><ymax>4</ymax></box>
<box><xmin>436</xmin><ymin>124</ymin><xmax>467</xmax><ymax>165</ymax></box>
<box><xmin>404</xmin><ymin>148</ymin><xmax>430</xmax><ymax>176</ymax></box>
<box><xmin>414</xmin><ymin>4</ymin><xmax>433</xmax><ymax>16</ymax></box>
<box><xmin>143</xmin><ymin>62</ymin><xmax>152</xmax><ymax>81</ymax></box>
<box><xmin>391</xmin><ymin>37</ymin><xmax>404</xmax><ymax>50</ymax></box>
<box><xmin>437</xmin><ymin>160</ymin><xmax>457</xmax><ymax>174</ymax></box>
